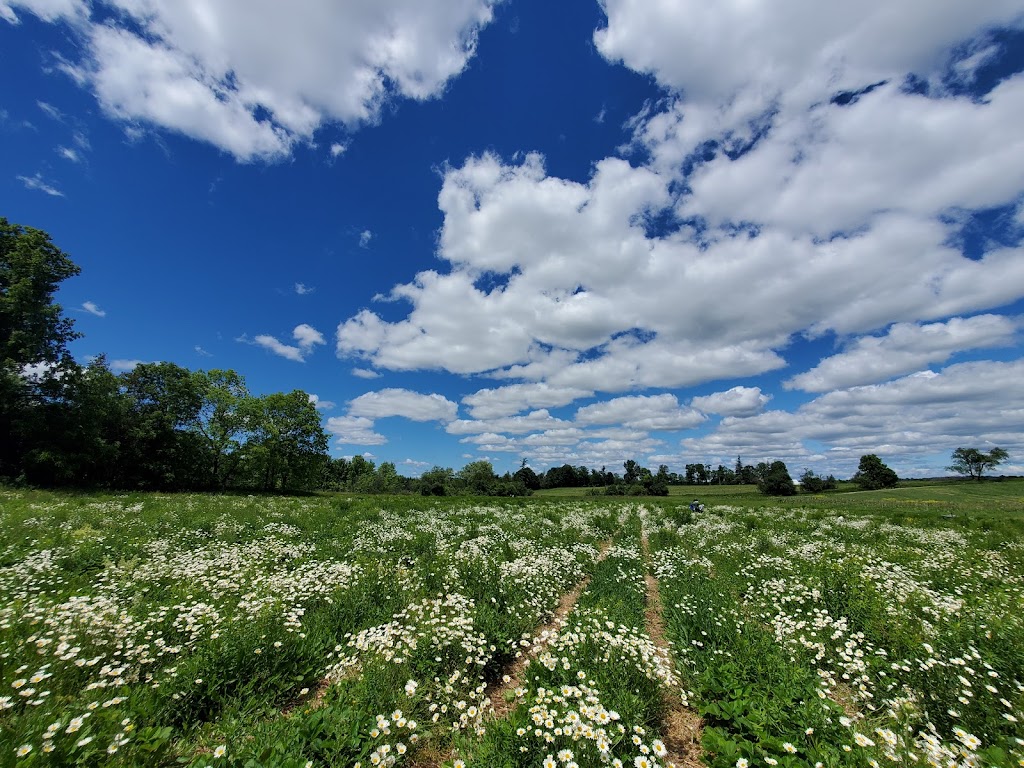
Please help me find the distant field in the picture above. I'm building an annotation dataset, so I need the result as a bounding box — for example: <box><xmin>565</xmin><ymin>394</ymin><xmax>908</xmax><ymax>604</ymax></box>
<box><xmin>536</xmin><ymin>477</ymin><xmax>1024</xmax><ymax>517</ymax></box>
<box><xmin>1</xmin><ymin>486</ymin><xmax>1021</xmax><ymax>767</ymax></box>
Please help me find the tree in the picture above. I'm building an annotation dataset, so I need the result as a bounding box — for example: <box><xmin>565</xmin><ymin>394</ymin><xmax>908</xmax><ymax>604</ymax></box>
<box><xmin>20</xmin><ymin>356</ymin><xmax>129</xmax><ymax>487</ymax></box>
<box><xmin>852</xmin><ymin>454</ymin><xmax>899</xmax><ymax>490</ymax></box>
<box><xmin>119</xmin><ymin>362</ymin><xmax>207</xmax><ymax>488</ymax></box>
<box><xmin>1</xmin><ymin>218</ymin><xmax>82</xmax><ymax>478</ymax></box>
<box><xmin>513</xmin><ymin>463</ymin><xmax>541</xmax><ymax>491</ymax></box>
<box><xmin>458</xmin><ymin>460</ymin><xmax>497</xmax><ymax>495</ymax></box>
<box><xmin>418</xmin><ymin>466</ymin><xmax>453</xmax><ymax>496</ymax></box>
<box><xmin>244</xmin><ymin>390</ymin><xmax>329</xmax><ymax>490</ymax></box>
<box><xmin>191</xmin><ymin>369</ymin><xmax>251</xmax><ymax>488</ymax></box>
<box><xmin>758</xmin><ymin>460</ymin><xmax>796</xmax><ymax>496</ymax></box>
<box><xmin>947</xmin><ymin>447</ymin><xmax>1009</xmax><ymax>481</ymax></box>
<box><xmin>800</xmin><ymin>469</ymin><xmax>838</xmax><ymax>494</ymax></box>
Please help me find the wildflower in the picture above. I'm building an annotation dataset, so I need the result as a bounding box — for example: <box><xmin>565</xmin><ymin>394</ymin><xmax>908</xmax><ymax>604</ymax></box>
<box><xmin>405</xmin><ymin>680</ymin><xmax>418</xmax><ymax>696</ymax></box>
<box><xmin>453</xmin><ymin>761</ymin><xmax>466</xmax><ymax>768</ymax></box>
<box><xmin>736</xmin><ymin>760</ymin><xmax>749</xmax><ymax>768</ymax></box>
<box><xmin>214</xmin><ymin>745</ymin><xmax>227</xmax><ymax>758</ymax></box>
<box><xmin>783</xmin><ymin>742</ymin><xmax>797</xmax><ymax>754</ymax></box>
<box><xmin>16</xmin><ymin>745</ymin><xmax>32</xmax><ymax>758</ymax></box>
<box><xmin>544</xmin><ymin>757</ymin><xmax>557</xmax><ymax>768</ymax></box>
<box><xmin>77</xmin><ymin>737</ymin><xmax>94</xmax><ymax>747</ymax></box>
<box><xmin>854</xmin><ymin>732</ymin><xmax>875</xmax><ymax>747</ymax></box>
<box><xmin>634</xmin><ymin>757</ymin><xmax>652</xmax><ymax>768</ymax></box>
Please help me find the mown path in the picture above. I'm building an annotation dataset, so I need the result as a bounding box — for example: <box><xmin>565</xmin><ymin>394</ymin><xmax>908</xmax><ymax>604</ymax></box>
<box><xmin>407</xmin><ymin>540</ymin><xmax>613</xmax><ymax>768</ymax></box>
<box><xmin>642</xmin><ymin>534</ymin><xmax>705</xmax><ymax>768</ymax></box>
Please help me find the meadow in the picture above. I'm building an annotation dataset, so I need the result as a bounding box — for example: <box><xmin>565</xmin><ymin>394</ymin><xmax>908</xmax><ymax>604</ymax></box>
<box><xmin>1</xmin><ymin>483</ymin><xmax>1022</xmax><ymax>767</ymax></box>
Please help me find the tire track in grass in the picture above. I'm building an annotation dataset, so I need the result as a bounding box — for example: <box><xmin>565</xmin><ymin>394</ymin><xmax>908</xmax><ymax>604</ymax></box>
<box><xmin>485</xmin><ymin>543</ymin><xmax>609</xmax><ymax>718</ymax></box>
<box><xmin>642</xmin><ymin>533</ymin><xmax>705</xmax><ymax>768</ymax></box>
<box><xmin>406</xmin><ymin>540</ymin><xmax>613</xmax><ymax>768</ymax></box>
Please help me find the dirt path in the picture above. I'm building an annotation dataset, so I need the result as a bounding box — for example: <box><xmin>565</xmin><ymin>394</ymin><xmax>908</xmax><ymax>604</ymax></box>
<box><xmin>642</xmin><ymin>536</ymin><xmax>705</xmax><ymax>768</ymax></box>
<box><xmin>407</xmin><ymin>540</ymin><xmax>612</xmax><ymax>768</ymax></box>
<box><xmin>484</xmin><ymin>539</ymin><xmax>612</xmax><ymax>718</ymax></box>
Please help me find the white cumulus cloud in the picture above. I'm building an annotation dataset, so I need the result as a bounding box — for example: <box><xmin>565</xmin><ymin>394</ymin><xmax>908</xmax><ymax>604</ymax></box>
<box><xmin>10</xmin><ymin>0</ymin><xmax>500</xmax><ymax>161</ymax></box>
<box><xmin>247</xmin><ymin>323</ymin><xmax>325</xmax><ymax>362</ymax></box>
<box><xmin>787</xmin><ymin>315</ymin><xmax>1021</xmax><ymax>392</ymax></box>
<box><xmin>347</xmin><ymin>388</ymin><xmax>458</xmax><ymax>422</ymax></box>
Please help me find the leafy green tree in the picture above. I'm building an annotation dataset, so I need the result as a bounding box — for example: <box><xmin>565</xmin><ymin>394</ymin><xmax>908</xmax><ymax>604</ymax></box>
<box><xmin>852</xmin><ymin>454</ymin><xmax>899</xmax><ymax>490</ymax></box>
<box><xmin>20</xmin><ymin>356</ymin><xmax>129</xmax><ymax>486</ymax></box>
<box><xmin>513</xmin><ymin>462</ymin><xmax>541</xmax><ymax>491</ymax></box>
<box><xmin>374</xmin><ymin>461</ymin><xmax>404</xmax><ymax>493</ymax></box>
<box><xmin>191</xmin><ymin>369</ymin><xmax>250</xmax><ymax>488</ymax></box>
<box><xmin>244</xmin><ymin>390</ymin><xmax>329</xmax><ymax>491</ymax></box>
<box><xmin>799</xmin><ymin>469</ymin><xmax>838</xmax><ymax>494</ymax></box>
<box><xmin>119</xmin><ymin>362</ymin><xmax>207</xmax><ymax>488</ymax></box>
<box><xmin>418</xmin><ymin>466</ymin><xmax>453</xmax><ymax>496</ymax></box>
<box><xmin>1</xmin><ymin>218</ymin><xmax>82</xmax><ymax>478</ymax></box>
<box><xmin>458</xmin><ymin>460</ymin><xmax>497</xmax><ymax>495</ymax></box>
<box><xmin>684</xmin><ymin>463</ymin><xmax>708</xmax><ymax>484</ymax></box>
<box><xmin>947</xmin><ymin>446</ymin><xmax>1009</xmax><ymax>481</ymax></box>
<box><xmin>758</xmin><ymin>460</ymin><xmax>796</xmax><ymax>496</ymax></box>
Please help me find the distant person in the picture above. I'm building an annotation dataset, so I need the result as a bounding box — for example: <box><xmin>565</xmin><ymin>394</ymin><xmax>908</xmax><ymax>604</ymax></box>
<box><xmin>690</xmin><ymin>499</ymin><xmax>703</xmax><ymax>513</ymax></box>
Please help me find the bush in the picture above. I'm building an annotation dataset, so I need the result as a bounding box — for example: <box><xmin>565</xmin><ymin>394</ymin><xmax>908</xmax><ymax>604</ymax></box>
<box><xmin>758</xmin><ymin>461</ymin><xmax>796</xmax><ymax>496</ymax></box>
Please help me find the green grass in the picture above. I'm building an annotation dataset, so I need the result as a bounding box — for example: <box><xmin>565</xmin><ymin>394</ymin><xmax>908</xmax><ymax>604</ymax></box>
<box><xmin>2</xmin><ymin>485</ymin><xmax>1022</xmax><ymax>767</ymax></box>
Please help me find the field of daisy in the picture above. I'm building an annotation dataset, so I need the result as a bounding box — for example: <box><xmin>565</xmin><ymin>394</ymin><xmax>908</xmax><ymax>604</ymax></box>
<box><xmin>1</xmin><ymin>484</ymin><xmax>1022</xmax><ymax>768</ymax></box>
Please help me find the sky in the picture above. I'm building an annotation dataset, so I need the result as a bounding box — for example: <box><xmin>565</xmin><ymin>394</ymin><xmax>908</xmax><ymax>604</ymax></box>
<box><xmin>3</xmin><ymin>0</ymin><xmax>1024</xmax><ymax>480</ymax></box>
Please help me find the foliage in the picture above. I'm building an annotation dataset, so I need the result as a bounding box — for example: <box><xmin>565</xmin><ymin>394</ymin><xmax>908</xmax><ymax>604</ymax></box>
<box><xmin>757</xmin><ymin>460</ymin><xmax>796</xmax><ymax>496</ymax></box>
<box><xmin>799</xmin><ymin>468</ymin><xmax>838</xmax><ymax>493</ymax></box>
<box><xmin>1</xmin><ymin>217</ymin><xmax>82</xmax><ymax>479</ymax></box>
<box><xmin>947</xmin><ymin>446</ymin><xmax>1010</xmax><ymax>481</ymax></box>
<box><xmin>2</xmin><ymin>489</ymin><xmax>1022</xmax><ymax>767</ymax></box>
<box><xmin>852</xmin><ymin>453</ymin><xmax>900</xmax><ymax>490</ymax></box>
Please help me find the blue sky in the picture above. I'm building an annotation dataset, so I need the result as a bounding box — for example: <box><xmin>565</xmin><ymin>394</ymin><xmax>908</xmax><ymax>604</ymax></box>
<box><xmin>3</xmin><ymin>0</ymin><xmax>1024</xmax><ymax>479</ymax></box>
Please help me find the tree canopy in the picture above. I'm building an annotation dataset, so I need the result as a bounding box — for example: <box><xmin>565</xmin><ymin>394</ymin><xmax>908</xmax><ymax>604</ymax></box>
<box><xmin>851</xmin><ymin>454</ymin><xmax>899</xmax><ymax>490</ymax></box>
<box><xmin>758</xmin><ymin>461</ymin><xmax>796</xmax><ymax>496</ymax></box>
<box><xmin>947</xmin><ymin>447</ymin><xmax>1009</xmax><ymax>481</ymax></box>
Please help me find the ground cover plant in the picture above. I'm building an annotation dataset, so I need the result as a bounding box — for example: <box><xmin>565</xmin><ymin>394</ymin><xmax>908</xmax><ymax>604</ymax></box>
<box><xmin>1</xmin><ymin>483</ymin><xmax>1022</xmax><ymax>767</ymax></box>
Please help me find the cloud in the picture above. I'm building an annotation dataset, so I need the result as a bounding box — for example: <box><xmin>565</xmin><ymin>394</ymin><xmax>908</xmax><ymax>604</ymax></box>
<box><xmin>36</xmin><ymin>100</ymin><xmax>64</xmax><ymax>120</ymax></box>
<box><xmin>194</xmin><ymin>345</ymin><xmax>213</xmax><ymax>357</ymax></box>
<box><xmin>352</xmin><ymin>368</ymin><xmax>380</xmax><ymax>379</ymax></box>
<box><xmin>23</xmin><ymin>0</ymin><xmax>499</xmax><ymax>161</ymax></box>
<box><xmin>81</xmin><ymin>300</ymin><xmax>105</xmax><ymax>317</ymax></box>
<box><xmin>446</xmin><ymin>409</ymin><xmax>568</xmax><ymax>436</ymax></box>
<box><xmin>57</xmin><ymin>146</ymin><xmax>82</xmax><ymax>162</ymax></box>
<box><xmin>690</xmin><ymin>386</ymin><xmax>771</xmax><ymax>417</ymax></box>
<box><xmin>247</xmin><ymin>323</ymin><xmax>325</xmax><ymax>362</ymax></box>
<box><xmin>678</xmin><ymin>78</ymin><xmax>1024</xmax><ymax>238</ymax></box>
<box><xmin>1</xmin><ymin>0</ymin><xmax>85</xmax><ymax>24</ymax></box>
<box><xmin>110</xmin><ymin>358</ymin><xmax>144</xmax><ymax>372</ymax></box>
<box><xmin>294</xmin><ymin>282</ymin><xmax>314</xmax><ymax>295</ymax></box>
<box><xmin>575</xmin><ymin>394</ymin><xmax>705</xmax><ymax>431</ymax></box>
<box><xmin>359</xmin><ymin>230</ymin><xmax>373</xmax><ymax>248</ymax></box>
<box><xmin>786</xmin><ymin>315</ymin><xmax>1021</xmax><ymax>392</ymax></box>
<box><xmin>462</xmin><ymin>383</ymin><xmax>593</xmax><ymax>419</ymax></box>
<box><xmin>348</xmin><ymin>388</ymin><xmax>458</xmax><ymax>422</ymax></box>
<box><xmin>326</xmin><ymin>415</ymin><xmax>387</xmax><ymax>446</ymax></box>
<box><xmin>17</xmin><ymin>172</ymin><xmax>64</xmax><ymax>197</ymax></box>
<box><xmin>596</xmin><ymin>0</ymin><xmax>1023</xmax><ymax>142</ymax></box>
<box><xmin>328</xmin><ymin>387</ymin><xmax>458</xmax><ymax>446</ymax></box>
<box><xmin>330</xmin><ymin>142</ymin><xmax>348</xmax><ymax>158</ymax></box>
<box><xmin>684</xmin><ymin>358</ymin><xmax>1024</xmax><ymax>477</ymax></box>
<box><xmin>308</xmin><ymin>393</ymin><xmax>336</xmax><ymax>410</ymax></box>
